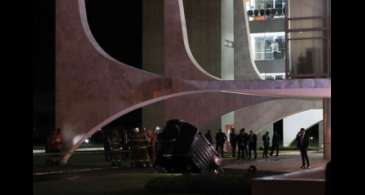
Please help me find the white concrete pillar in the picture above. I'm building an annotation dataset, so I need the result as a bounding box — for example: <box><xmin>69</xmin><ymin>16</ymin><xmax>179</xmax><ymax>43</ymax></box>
<box><xmin>221</xmin><ymin>0</ymin><xmax>235</xmax><ymax>151</ymax></box>
<box><xmin>221</xmin><ymin>0</ymin><xmax>234</xmax><ymax>80</ymax></box>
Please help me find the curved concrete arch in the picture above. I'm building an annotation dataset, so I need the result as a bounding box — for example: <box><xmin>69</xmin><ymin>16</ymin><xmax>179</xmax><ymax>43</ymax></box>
<box><xmin>164</xmin><ymin>0</ymin><xmax>221</xmax><ymax>80</ymax></box>
<box><xmin>164</xmin><ymin>96</ymin><xmax>322</xmax><ymax>132</ymax></box>
<box><xmin>177</xmin><ymin>0</ymin><xmax>221</xmax><ymax>80</ymax></box>
<box><xmin>63</xmin><ymin>90</ymin><xmax>255</xmax><ymax>162</ymax></box>
<box><xmin>282</xmin><ymin>109</ymin><xmax>324</xmax><ymax>146</ymax></box>
<box><xmin>234</xmin><ymin>98</ymin><xmax>322</xmax><ymax>131</ymax></box>
<box><xmin>78</xmin><ymin>0</ymin><xmax>159</xmax><ymax>77</ymax></box>
<box><xmin>61</xmin><ymin>83</ymin><xmax>327</xmax><ymax>163</ymax></box>
<box><xmin>234</xmin><ymin>0</ymin><xmax>262</xmax><ymax>80</ymax></box>
<box><xmin>62</xmin><ymin>88</ymin><xmax>322</xmax><ymax>163</ymax></box>
<box><xmin>282</xmin><ymin>119</ymin><xmax>324</xmax><ymax>147</ymax></box>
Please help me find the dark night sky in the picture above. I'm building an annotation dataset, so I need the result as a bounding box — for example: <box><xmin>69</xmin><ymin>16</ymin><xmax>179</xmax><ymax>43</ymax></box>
<box><xmin>33</xmin><ymin>0</ymin><xmax>143</xmax><ymax>144</ymax></box>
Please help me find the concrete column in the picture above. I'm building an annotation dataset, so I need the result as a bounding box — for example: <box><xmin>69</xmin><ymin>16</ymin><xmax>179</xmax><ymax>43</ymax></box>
<box><xmin>142</xmin><ymin>0</ymin><xmax>164</xmax><ymax>130</ymax></box>
<box><xmin>221</xmin><ymin>0</ymin><xmax>234</xmax><ymax>80</ymax></box>
<box><xmin>221</xmin><ymin>0</ymin><xmax>235</xmax><ymax>134</ymax></box>
<box><xmin>318</xmin><ymin>120</ymin><xmax>323</xmax><ymax>150</ymax></box>
<box><xmin>323</xmin><ymin>98</ymin><xmax>331</xmax><ymax>160</ymax></box>
<box><xmin>233</xmin><ymin>0</ymin><xmax>261</xmax><ymax>80</ymax></box>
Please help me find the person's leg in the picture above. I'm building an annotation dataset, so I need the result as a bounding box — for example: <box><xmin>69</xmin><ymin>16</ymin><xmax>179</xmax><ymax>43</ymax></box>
<box><xmin>105</xmin><ymin>149</ymin><xmax>110</xmax><ymax>161</ymax></box>
<box><xmin>239</xmin><ymin>146</ymin><xmax>243</xmax><ymax>159</ymax></box>
<box><xmin>219</xmin><ymin>144</ymin><xmax>223</xmax><ymax>157</ymax></box>
<box><xmin>248</xmin><ymin>145</ymin><xmax>252</xmax><ymax>160</ymax></box>
<box><xmin>265</xmin><ymin>145</ymin><xmax>269</xmax><ymax>157</ymax></box>
<box><xmin>276</xmin><ymin>145</ymin><xmax>279</xmax><ymax>156</ymax></box>
<box><xmin>270</xmin><ymin>145</ymin><xmax>274</xmax><ymax>156</ymax></box>
<box><xmin>148</xmin><ymin>146</ymin><xmax>153</xmax><ymax>161</ymax></box>
<box><xmin>237</xmin><ymin>146</ymin><xmax>240</xmax><ymax>159</ymax></box>
<box><xmin>233</xmin><ymin>145</ymin><xmax>236</xmax><ymax>157</ymax></box>
<box><xmin>242</xmin><ymin>146</ymin><xmax>245</xmax><ymax>159</ymax></box>
<box><xmin>304</xmin><ymin>149</ymin><xmax>310</xmax><ymax>168</ymax></box>
<box><xmin>300</xmin><ymin>149</ymin><xmax>305</xmax><ymax>168</ymax></box>
<box><xmin>254</xmin><ymin>146</ymin><xmax>257</xmax><ymax>159</ymax></box>
<box><xmin>221</xmin><ymin>144</ymin><xmax>224</xmax><ymax>158</ymax></box>
<box><xmin>232</xmin><ymin>145</ymin><xmax>236</xmax><ymax>157</ymax></box>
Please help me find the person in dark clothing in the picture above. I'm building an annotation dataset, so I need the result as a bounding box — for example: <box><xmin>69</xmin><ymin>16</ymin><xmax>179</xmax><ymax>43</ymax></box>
<box><xmin>215</xmin><ymin>129</ymin><xmax>227</xmax><ymax>157</ymax></box>
<box><xmin>270</xmin><ymin>130</ymin><xmax>280</xmax><ymax>156</ymax></box>
<box><xmin>229</xmin><ymin>128</ymin><xmax>237</xmax><ymax>158</ymax></box>
<box><xmin>296</xmin><ymin>128</ymin><xmax>310</xmax><ymax>168</ymax></box>
<box><xmin>248</xmin><ymin>130</ymin><xmax>257</xmax><ymax>160</ymax></box>
<box><xmin>46</xmin><ymin>128</ymin><xmax>63</xmax><ymax>166</ymax></box>
<box><xmin>205</xmin><ymin>129</ymin><xmax>213</xmax><ymax>144</ymax></box>
<box><xmin>237</xmin><ymin>128</ymin><xmax>248</xmax><ymax>159</ymax></box>
<box><xmin>262</xmin><ymin>131</ymin><xmax>270</xmax><ymax>158</ymax></box>
<box><xmin>146</xmin><ymin>128</ymin><xmax>157</xmax><ymax>163</ymax></box>
<box><xmin>102</xmin><ymin>130</ymin><xmax>112</xmax><ymax>161</ymax></box>
<box><xmin>242</xmin><ymin>129</ymin><xmax>249</xmax><ymax>158</ymax></box>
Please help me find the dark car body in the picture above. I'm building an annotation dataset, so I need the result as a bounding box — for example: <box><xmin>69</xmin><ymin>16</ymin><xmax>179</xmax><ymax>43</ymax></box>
<box><xmin>154</xmin><ymin>119</ymin><xmax>223</xmax><ymax>173</ymax></box>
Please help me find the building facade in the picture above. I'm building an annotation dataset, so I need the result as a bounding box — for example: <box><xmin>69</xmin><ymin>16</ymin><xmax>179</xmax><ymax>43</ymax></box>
<box><xmin>54</xmin><ymin>0</ymin><xmax>330</xmax><ymax>163</ymax></box>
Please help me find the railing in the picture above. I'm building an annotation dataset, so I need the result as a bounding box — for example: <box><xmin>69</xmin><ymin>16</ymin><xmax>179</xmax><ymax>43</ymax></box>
<box><xmin>247</xmin><ymin>8</ymin><xmax>285</xmax><ymax>21</ymax></box>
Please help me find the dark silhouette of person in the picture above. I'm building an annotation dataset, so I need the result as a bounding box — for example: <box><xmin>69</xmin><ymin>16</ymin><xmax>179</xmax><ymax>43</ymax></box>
<box><xmin>215</xmin><ymin>129</ymin><xmax>227</xmax><ymax>157</ymax></box>
<box><xmin>248</xmin><ymin>130</ymin><xmax>257</xmax><ymax>160</ymax></box>
<box><xmin>110</xmin><ymin>129</ymin><xmax>122</xmax><ymax>166</ymax></box>
<box><xmin>270</xmin><ymin>130</ymin><xmax>280</xmax><ymax>156</ymax></box>
<box><xmin>121</xmin><ymin>129</ymin><xmax>129</xmax><ymax>160</ymax></box>
<box><xmin>229</xmin><ymin>128</ymin><xmax>237</xmax><ymax>158</ymax></box>
<box><xmin>102</xmin><ymin>130</ymin><xmax>112</xmax><ymax>161</ymax></box>
<box><xmin>146</xmin><ymin>128</ymin><xmax>157</xmax><ymax>163</ymax></box>
<box><xmin>262</xmin><ymin>131</ymin><xmax>270</xmax><ymax>158</ymax></box>
<box><xmin>296</xmin><ymin>128</ymin><xmax>310</xmax><ymax>168</ymax></box>
<box><xmin>46</xmin><ymin>128</ymin><xmax>63</xmax><ymax>166</ymax></box>
<box><xmin>205</xmin><ymin>129</ymin><xmax>213</xmax><ymax>144</ymax></box>
<box><xmin>237</xmin><ymin>128</ymin><xmax>248</xmax><ymax>159</ymax></box>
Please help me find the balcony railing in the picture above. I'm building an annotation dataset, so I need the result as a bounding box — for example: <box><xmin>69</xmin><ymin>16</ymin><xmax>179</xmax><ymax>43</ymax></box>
<box><xmin>247</xmin><ymin>8</ymin><xmax>285</xmax><ymax>21</ymax></box>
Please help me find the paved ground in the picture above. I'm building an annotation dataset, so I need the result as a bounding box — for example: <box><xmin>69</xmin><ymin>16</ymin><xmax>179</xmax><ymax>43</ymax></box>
<box><xmin>33</xmin><ymin>150</ymin><xmax>325</xmax><ymax>175</ymax></box>
<box><xmin>223</xmin><ymin>151</ymin><xmax>326</xmax><ymax>173</ymax></box>
<box><xmin>33</xmin><ymin>150</ymin><xmax>326</xmax><ymax>195</ymax></box>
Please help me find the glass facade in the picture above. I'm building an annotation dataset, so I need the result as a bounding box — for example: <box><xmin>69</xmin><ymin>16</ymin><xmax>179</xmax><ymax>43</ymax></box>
<box><xmin>244</xmin><ymin>0</ymin><xmax>330</xmax><ymax>79</ymax></box>
<box><xmin>286</xmin><ymin>0</ymin><xmax>330</xmax><ymax>78</ymax></box>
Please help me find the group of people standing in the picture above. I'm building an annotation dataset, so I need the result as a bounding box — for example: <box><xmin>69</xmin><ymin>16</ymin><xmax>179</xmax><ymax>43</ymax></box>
<box><xmin>103</xmin><ymin>128</ymin><xmax>157</xmax><ymax>167</ymax></box>
<box><xmin>262</xmin><ymin>130</ymin><xmax>280</xmax><ymax>158</ymax></box>
<box><xmin>228</xmin><ymin>128</ymin><xmax>259</xmax><ymax>160</ymax></box>
<box><xmin>204</xmin><ymin>128</ymin><xmax>281</xmax><ymax>160</ymax></box>
<box><xmin>205</xmin><ymin>127</ymin><xmax>311</xmax><ymax>169</ymax></box>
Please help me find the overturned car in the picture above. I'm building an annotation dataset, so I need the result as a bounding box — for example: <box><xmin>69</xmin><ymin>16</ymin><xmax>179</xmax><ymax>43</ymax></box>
<box><xmin>154</xmin><ymin>119</ymin><xmax>223</xmax><ymax>173</ymax></box>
